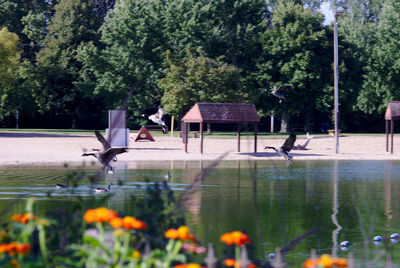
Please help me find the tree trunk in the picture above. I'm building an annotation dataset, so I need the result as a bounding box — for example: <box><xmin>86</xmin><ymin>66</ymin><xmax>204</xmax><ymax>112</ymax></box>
<box><xmin>280</xmin><ymin>111</ymin><xmax>290</xmax><ymax>133</ymax></box>
<box><xmin>207</xmin><ymin>123</ymin><xmax>212</xmax><ymax>134</ymax></box>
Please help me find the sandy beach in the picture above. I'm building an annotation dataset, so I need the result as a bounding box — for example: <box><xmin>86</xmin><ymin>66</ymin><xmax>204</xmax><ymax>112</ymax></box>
<box><xmin>1</xmin><ymin>131</ymin><xmax>400</xmax><ymax>166</ymax></box>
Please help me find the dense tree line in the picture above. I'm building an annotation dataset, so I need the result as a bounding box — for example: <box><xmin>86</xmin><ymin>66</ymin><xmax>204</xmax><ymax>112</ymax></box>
<box><xmin>0</xmin><ymin>0</ymin><xmax>397</xmax><ymax>132</ymax></box>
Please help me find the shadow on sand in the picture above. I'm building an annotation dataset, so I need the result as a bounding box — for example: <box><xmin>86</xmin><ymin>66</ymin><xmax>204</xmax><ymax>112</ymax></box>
<box><xmin>0</xmin><ymin>132</ymin><xmax>89</xmax><ymax>138</ymax></box>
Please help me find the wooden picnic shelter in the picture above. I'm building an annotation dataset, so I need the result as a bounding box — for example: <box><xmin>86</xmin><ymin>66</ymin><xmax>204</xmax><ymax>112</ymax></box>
<box><xmin>385</xmin><ymin>101</ymin><xmax>400</xmax><ymax>153</ymax></box>
<box><xmin>181</xmin><ymin>103</ymin><xmax>260</xmax><ymax>154</ymax></box>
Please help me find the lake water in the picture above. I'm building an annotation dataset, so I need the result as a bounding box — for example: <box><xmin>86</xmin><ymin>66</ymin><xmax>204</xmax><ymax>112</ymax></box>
<box><xmin>0</xmin><ymin>160</ymin><xmax>399</xmax><ymax>266</ymax></box>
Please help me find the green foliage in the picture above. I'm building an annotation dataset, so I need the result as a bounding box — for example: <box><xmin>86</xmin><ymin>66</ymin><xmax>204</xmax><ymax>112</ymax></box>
<box><xmin>78</xmin><ymin>0</ymin><xmax>168</xmax><ymax>122</ymax></box>
<box><xmin>257</xmin><ymin>2</ymin><xmax>331</xmax><ymax>120</ymax></box>
<box><xmin>357</xmin><ymin>0</ymin><xmax>400</xmax><ymax>115</ymax></box>
<box><xmin>159</xmin><ymin>52</ymin><xmax>243</xmax><ymax>117</ymax></box>
<box><xmin>0</xmin><ymin>27</ymin><xmax>19</xmax><ymax>87</ymax></box>
<box><xmin>21</xmin><ymin>11</ymin><xmax>47</xmax><ymax>45</ymax></box>
<box><xmin>33</xmin><ymin>0</ymin><xmax>102</xmax><ymax>127</ymax></box>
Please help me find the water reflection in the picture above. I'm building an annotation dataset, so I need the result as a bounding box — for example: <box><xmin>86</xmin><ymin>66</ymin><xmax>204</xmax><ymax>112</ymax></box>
<box><xmin>331</xmin><ymin>160</ymin><xmax>341</xmax><ymax>257</ymax></box>
<box><xmin>0</xmin><ymin>160</ymin><xmax>399</xmax><ymax>265</ymax></box>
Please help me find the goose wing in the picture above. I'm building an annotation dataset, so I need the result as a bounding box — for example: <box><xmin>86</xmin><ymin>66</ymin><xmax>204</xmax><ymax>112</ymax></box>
<box><xmin>282</xmin><ymin>133</ymin><xmax>296</xmax><ymax>152</ymax></box>
<box><xmin>102</xmin><ymin>147</ymin><xmax>127</xmax><ymax>163</ymax></box>
<box><xmin>95</xmin><ymin>130</ymin><xmax>111</xmax><ymax>150</ymax></box>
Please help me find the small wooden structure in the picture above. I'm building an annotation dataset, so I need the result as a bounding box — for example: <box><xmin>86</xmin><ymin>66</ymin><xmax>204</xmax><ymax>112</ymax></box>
<box><xmin>181</xmin><ymin>103</ymin><xmax>260</xmax><ymax>154</ymax></box>
<box><xmin>132</xmin><ymin>126</ymin><xmax>155</xmax><ymax>142</ymax></box>
<box><xmin>385</xmin><ymin>101</ymin><xmax>400</xmax><ymax>153</ymax></box>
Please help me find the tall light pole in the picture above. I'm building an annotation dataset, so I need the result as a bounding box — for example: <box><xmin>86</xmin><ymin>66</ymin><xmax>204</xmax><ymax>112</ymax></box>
<box><xmin>333</xmin><ymin>11</ymin><xmax>341</xmax><ymax>154</ymax></box>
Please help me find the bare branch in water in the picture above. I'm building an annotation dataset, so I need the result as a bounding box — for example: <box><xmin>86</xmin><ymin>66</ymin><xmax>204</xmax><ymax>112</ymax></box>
<box><xmin>280</xmin><ymin>227</ymin><xmax>321</xmax><ymax>254</ymax></box>
<box><xmin>176</xmin><ymin>152</ymin><xmax>230</xmax><ymax>211</ymax></box>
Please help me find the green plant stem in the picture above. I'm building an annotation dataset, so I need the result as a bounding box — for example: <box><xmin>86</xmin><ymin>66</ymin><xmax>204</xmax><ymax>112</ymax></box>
<box><xmin>38</xmin><ymin>224</ymin><xmax>49</xmax><ymax>267</ymax></box>
<box><xmin>116</xmin><ymin>232</ymin><xmax>131</xmax><ymax>268</ymax></box>
<box><xmin>96</xmin><ymin>222</ymin><xmax>105</xmax><ymax>244</ymax></box>
<box><xmin>164</xmin><ymin>239</ymin><xmax>183</xmax><ymax>268</ymax></box>
<box><xmin>235</xmin><ymin>246</ymin><xmax>240</xmax><ymax>263</ymax></box>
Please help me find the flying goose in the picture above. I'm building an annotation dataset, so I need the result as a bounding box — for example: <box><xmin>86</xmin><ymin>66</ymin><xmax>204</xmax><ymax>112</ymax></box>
<box><xmin>265</xmin><ymin>133</ymin><xmax>296</xmax><ymax>165</ymax></box>
<box><xmin>95</xmin><ymin>183</ymin><xmax>113</xmax><ymax>193</ymax></box>
<box><xmin>141</xmin><ymin>113</ymin><xmax>167</xmax><ymax>134</ymax></box>
<box><xmin>82</xmin><ymin>130</ymin><xmax>127</xmax><ymax>173</ymax></box>
<box><xmin>271</xmin><ymin>85</ymin><xmax>289</xmax><ymax>103</ymax></box>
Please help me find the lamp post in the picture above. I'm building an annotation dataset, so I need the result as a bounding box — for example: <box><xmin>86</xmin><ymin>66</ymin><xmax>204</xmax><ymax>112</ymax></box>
<box><xmin>333</xmin><ymin>11</ymin><xmax>341</xmax><ymax>154</ymax></box>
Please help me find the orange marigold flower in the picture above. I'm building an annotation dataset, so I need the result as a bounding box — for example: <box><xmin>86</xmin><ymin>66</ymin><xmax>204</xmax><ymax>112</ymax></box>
<box><xmin>178</xmin><ymin>226</ymin><xmax>191</xmax><ymax>240</ymax></box>
<box><xmin>302</xmin><ymin>259</ymin><xmax>318</xmax><ymax>268</ymax></box>
<box><xmin>11</xmin><ymin>214</ymin><xmax>23</xmax><ymax>222</ymax></box>
<box><xmin>247</xmin><ymin>264</ymin><xmax>256</xmax><ymax>268</ymax></box>
<box><xmin>132</xmin><ymin>219</ymin><xmax>148</xmax><ymax>230</ymax></box>
<box><xmin>333</xmin><ymin>258</ymin><xmax>348</xmax><ymax>267</ymax></box>
<box><xmin>84</xmin><ymin>209</ymin><xmax>97</xmax><ymax>224</ymax></box>
<box><xmin>232</xmin><ymin>231</ymin><xmax>251</xmax><ymax>247</ymax></box>
<box><xmin>15</xmin><ymin>243</ymin><xmax>31</xmax><ymax>256</ymax></box>
<box><xmin>319</xmin><ymin>254</ymin><xmax>334</xmax><ymax>267</ymax></box>
<box><xmin>122</xmin><ymin>216</ymin><xmax>137</xmax><ymax>230</ymax></box>
<box><xmin>186</xmin><ymin>264</ymin><xmax>203</xmax><ymax>268</ymax></box>
<box><xmin>221</xmin><ymin>233</ymin><xmax>234</xmax><ymax>246</ymax></box>
<box><xmin>221</xmin><ymin>231</ymin><xmax>251</xmax><ymax>247</ymax></box>
<box><xmin>0</xmin><ymin>243</ymin><xmax>9</xmax><ymax>253</ymax></box>
<box><xmin>173</xmin><ymin>264</ymin><xmax>204</xmax><ymax>268</ymax></box>
<box><xmin>165</xmin><ymin>228</ymin><xmax>180</xmax><ymax>239</ymax></box>
<box><xmin>95</xmin><ymin>207</ymin><xmax>118</xmax><ymax>223</ymax></box>
<box><xmin>0</xmin><ymin>242</ymin><xmax>30</xmax><ymax>257</ymax></box>
<box><xmin>224</xmin><ymin>259</ymin><xmax>237</xmax><ymax>267</ymax></box>
<box><xmin>109</xmin><ymin>217</ymin><xmax>123</xmax><ymax>228</ymax></box>
<box><xmin>11</xmin><ymin>213</ymin><xmax>36</xmax><ymax>224</ymax></box>
<box><xmin>84</xmin><ymin>208</ymin><xmax>118</xmax><ymax>224</ymax></box>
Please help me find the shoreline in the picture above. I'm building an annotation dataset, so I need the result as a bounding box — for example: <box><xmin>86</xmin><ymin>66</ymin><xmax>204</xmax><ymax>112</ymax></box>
<box><xmin>0</xmin><ymin>132</ymin><xmax>400</xmax><ymax>166</ymax></box>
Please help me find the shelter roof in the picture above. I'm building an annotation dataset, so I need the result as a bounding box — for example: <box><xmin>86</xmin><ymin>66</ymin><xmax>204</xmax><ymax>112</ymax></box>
<box><xmin>385</xmin><ymin>101</ymin><xmax>400</xmax><ymax>120</ymax></box>
<box><xmin>181</xmin><ymin>103</ymin><xmax>260</xmax><ymax>123</ymax></box>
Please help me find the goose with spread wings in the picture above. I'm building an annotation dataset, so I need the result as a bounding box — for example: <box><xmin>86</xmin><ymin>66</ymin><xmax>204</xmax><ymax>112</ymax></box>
<box><xmin>271</xmin><ymin>85</ymin><xmax>289</xmax><ymax>103</ymax></box>
<box><xmin>265</xmin><ymin>133</ymin><xmax>296</xmax><ymax>164</ymax></box>
<box><xmin>82</xmin><ymin>130</ymin><xmax>127</xmax><ymax>173</ymax></box>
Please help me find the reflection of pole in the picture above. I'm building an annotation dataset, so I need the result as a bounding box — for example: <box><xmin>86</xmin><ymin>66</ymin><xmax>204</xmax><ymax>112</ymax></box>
<box><xmin>331</xmin><ymin>160</ymin><xmax>341</xmax><ymax>257</ymax></box>
<box><xmin>334</xmin><ymin>12</ymin><xmax>340</xmax><ymax>154</ymax></box>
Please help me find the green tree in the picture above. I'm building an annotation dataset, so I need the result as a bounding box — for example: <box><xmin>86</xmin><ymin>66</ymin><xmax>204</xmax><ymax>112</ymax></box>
<box><xmin>162</xmin><ymin>0</ymin><xmax>266</xmax><ymax>102</ymax></box>
<box><xmin>357</xmin><ymin>0</ymin><xmax>400</xmax><ymax>115</ymax></box>
<box><xmin>159</xmin><ymin>52</ymin><xmax>242</xmax><ymax>118</ymax></box>
<box><xmin>34</xmin><ymin>0</ymin><xmax>102</xmax><ymax>128</ymax></box>
<box><xmin>0</xmin><ymin>27</ymin><xmax>20</xmax><ymax>118</ymax></box>
<box><xmin>0</xmin><ymin>1</ymin><xmax>54</xmax><ymax>61</ymax></box>
<box><xmin>257</xmin><ymin>1</ymin><xmax>331</xmax><ymax>132</ymax></box>
<box><xmin>78</xmin><ymin>0</ymin><xmax>169</xmax><ymax>126</ymax></box>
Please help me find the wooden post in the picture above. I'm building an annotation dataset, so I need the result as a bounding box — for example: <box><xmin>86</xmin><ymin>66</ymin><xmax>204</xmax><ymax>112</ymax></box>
<box><xmin>200</xmin><ymin>122</ymin><xmax>204</xmax><ymax>154</ymax></box>
<box><xmin>237</xmin><ymin>123</ymin><xmax>241</xmax><ymax>152</ymax></box>
<box><xmin>170</xmin><ymin>116</ymin><xmax>174</xmax><ymax>137</ymax></box>
<box><xmin>386</xmin><ymin>120</ymin><xmax>389</xmax><ymax>152</ymax></box>
<box><xmin>184</xmin><ymin>122</ymin><xmax>188</xmax><ymax>153</ymax></box>
<box><xmin>254</xmin><ymin>122</ymin><xmax>258</xmax><ymax>153</ymax></box>
<box><xmin>391</xmin><ymin>120</ymin><xmax>394</xmax><ymax>154</ymax></box>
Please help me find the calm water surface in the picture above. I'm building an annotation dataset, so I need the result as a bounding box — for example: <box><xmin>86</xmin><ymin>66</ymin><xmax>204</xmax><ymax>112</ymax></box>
<box><xmin>0</xmin><ymin>160</ymin><xmax>399</xmax><ymax>266</ymax></box>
